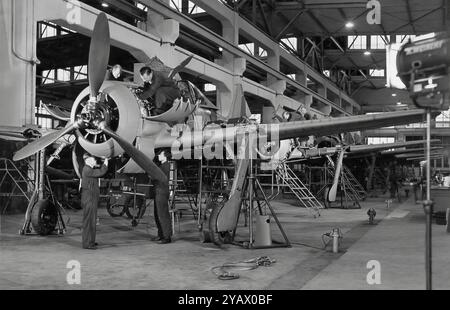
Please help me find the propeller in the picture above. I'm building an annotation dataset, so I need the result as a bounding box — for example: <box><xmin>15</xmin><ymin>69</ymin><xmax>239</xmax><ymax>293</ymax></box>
<box><xmin>88</xmin><ymin>13</ymin><xmax>110</xmax><ymax>100</ymax></box>
<box><xmin>13</xmin><ymin>123</ymin><xmax>78</xmax><ymax>161</ymax></box>
<box><xmin>13</xmin><ymin>12</ymin><xmax>168</xmax><ymax>185</ymax></box>
<box><xmin>169</xmin><ymin>55</ymin><xmax>193</xmax><ymax>79</ymax></box>
<box><xmin>101</xmin><ymin>126</ymin><xmax>168</xmax><ymax>185</ymax></box>
<box><xmin>328</xmin><ymin>149</ymin><xmax>346</xmax><ymax>202</ymax></box>
<box><xmin>13</xmin><ymin>13</ymin><xmax>111</xmax><ymax>162</ymax></box>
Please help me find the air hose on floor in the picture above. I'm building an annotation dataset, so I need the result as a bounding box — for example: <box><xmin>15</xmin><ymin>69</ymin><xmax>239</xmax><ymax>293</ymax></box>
<box><xmin>211</xmin><ymin>256</ymin><xmax>276</xmax><ymax>280</ymax></box>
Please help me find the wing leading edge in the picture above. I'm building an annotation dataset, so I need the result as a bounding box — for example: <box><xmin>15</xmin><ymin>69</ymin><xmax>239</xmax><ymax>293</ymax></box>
<box><xmin>155</xmin><ymin>109</ymin><xmax>428</xmax><ymax>152</ymax></box>
<box><xmin>266</xmin><ymin>109</ymin><xmax>427</xmax><ymax>141</ymax></box>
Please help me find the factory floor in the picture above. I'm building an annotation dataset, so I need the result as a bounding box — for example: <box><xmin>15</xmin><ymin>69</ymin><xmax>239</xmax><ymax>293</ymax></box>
<box><xmin>0</xmin><ymin>193</ymin><xmax>449</xmax><ymax>290</ymax></box>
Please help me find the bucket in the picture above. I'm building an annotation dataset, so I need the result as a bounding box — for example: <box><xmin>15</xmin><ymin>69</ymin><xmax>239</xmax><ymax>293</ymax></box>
<box><xmin>254</xmin><ymin>215</ymin><xmax>272</xmax><ymax>247</ymax></box>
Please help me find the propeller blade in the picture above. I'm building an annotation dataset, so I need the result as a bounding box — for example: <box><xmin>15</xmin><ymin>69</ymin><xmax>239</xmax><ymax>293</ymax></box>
<box><xmin>169</xmin><ymin>55</ymin><xmax>194</xmax><ymax>79</ymax></box>
<box><xmin>328</xmin><ymin>150</ymin><xmax>345</xmax><ymax>202</ymax></box>
<box><xmin>13</xmin><ymin>123</ymin><xmax>78</xmax><ymax>161</ymax></box>
<box><xmin>88</xmin><ymin>12</ymin><xmax>110</xmax><ymax>99</ymax></box>
<box><xmin>101</xmin><ymin>127</ymin><xmax>168</xmax><ymax>185</ymax></box>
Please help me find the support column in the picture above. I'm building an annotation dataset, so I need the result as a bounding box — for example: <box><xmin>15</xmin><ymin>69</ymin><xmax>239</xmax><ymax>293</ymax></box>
<box><xmin>264</xmin><ymin>48</ymin><xmax>283</xmax><ymax>88</ymax></box>
<box><xmin>0</xmin><ymin>0</ymin><xmax>37</xmax><ymax>127</ymax></box>
<box><xmin>262</xmin><ymin>106</ymin><xmax>275</xmax><ymax>124</ymax></box>
<box><xmin>262</xmin><ymin>47</ymin><xmax>286</xmax><ymax>117</ymax></box>
<box><xmin>291</xmin><ymin>71</ymin><xmax>311</xmax><ymax>113</ymax></box>
<box><xmin>139</xmin><ymin>0</ymin><xmax>180</xmax><ymax>65</ymax></box>
<box><xmin>215</xmin><ymin>12</ymin><xmax>246</xmax><ymax>118</ymax></box>
<box><xmin>318</xmin><ymin>84</ymin><xmax>327</xmax><ymax>98</ymax></box>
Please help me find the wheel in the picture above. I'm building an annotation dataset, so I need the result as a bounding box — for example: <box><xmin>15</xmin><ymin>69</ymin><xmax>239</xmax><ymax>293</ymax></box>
<box><xmin>208</xmin><ymin>202</ymin><xmax>233</xmax><ymax>246</ymax></box>
<box><xmin>31</xmin><ymin>199</ymin><xmax>58</xmax><ymax>236</ymax></box>
<box><xmin>125</xmin><ymin>197</ymin><xmax>147</xmax><ymax>219</ymax></box>
<box><xmin>106</xmin><ymin>200</ymin><xmax>127</xmax><ymax>218</ymax></box>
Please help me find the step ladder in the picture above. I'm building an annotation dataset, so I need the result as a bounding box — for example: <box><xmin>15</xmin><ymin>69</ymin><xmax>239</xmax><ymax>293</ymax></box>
<box><xmin>342</xmin><ymin>165</ymin><xmax>367</xmax><ymax>200</ymax></box>
<box><xmin>275</xmin><ymin>162</ymin><xmax>323</xmax><ymax>218</ymax></box>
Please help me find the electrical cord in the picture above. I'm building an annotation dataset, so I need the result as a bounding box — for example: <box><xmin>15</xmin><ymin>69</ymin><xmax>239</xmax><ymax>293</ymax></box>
<box><xmin>211</xmin><ymin>256</ymin><xmax>276</xmax><ymax>280</ymax></box>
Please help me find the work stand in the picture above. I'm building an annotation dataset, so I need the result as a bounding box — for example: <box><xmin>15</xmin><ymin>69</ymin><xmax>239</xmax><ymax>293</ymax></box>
<box><xmin>232</xmin><ymin>159</ymin><xmax>291</xmax><ymax>249</ymax></box>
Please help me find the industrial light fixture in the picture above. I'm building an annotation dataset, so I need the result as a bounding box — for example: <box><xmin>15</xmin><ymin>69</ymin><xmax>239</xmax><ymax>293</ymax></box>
<box><xmin>392</xmin><ymin>93</ymin><xmax>397</xmax><ymax>97</ymax></box>
<box><xmin>364</xmin><ymin>51</ymin><xmax>371</xmax><ymax>56</ymax></box>
<box><xmin>101</xmin><ymin>2</ymin><xmax>109</xmax><ymax>7</ymax></box>
<box><xmin>345</xmin><ymin>22</ymin><xmax>354</xmax><ymax>29</ymax></box>
<box><xmin>397</xmin><ymin>102</ymin><xmax>402</xmax><ymax>105</ymax></box>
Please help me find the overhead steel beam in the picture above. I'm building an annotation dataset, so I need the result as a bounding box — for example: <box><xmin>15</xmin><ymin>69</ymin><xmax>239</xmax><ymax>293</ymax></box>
<box><xmin>330</xmin><ymin>8</ymin><xmax>371</xmax><ymax>36</ymax></box>
<box><xmin>306</xmin><ymin>10</ymin><xmax>330</xmax><ymax>34</ymax></box>
<box><xmin>274</xmin><ymin>1</ymin><xmax>367</xmax><ymax>11</ymax></box>
<box><xmin>256</xmin><ymin>0</ymin><xmax>272</xmax><ymax>35</ymax></box>
<box><xmin>330</xmin><ymin>36</ymin><xmax>345</xmax><ymax>53</ymax></box>
<box><xmin>140</xmin><ymin>0</ymin><xmax>350</xmax><ymax>114</ymax></box>
<box><xmin>191</xmin><ymin>0</ymin><xmax>360</xmax><ymax>110</ymax></box>
<box><xmin>274</xmin><ymin>10</ymin><xmax>304</xmax><ymax>40</ymax></box>
<box><xmin>404</xmin><ymin>0</ymin><xmax>417</xmax><ymax>35</ymax></box>
<box><xmin>103</xmin><ymin>0</ymin><xmax>147</xmax><ymax>20</ymax></box>
<box><xmin>392</xmin><ymin>6</ymin><xmax>443</xmax><ymax>33</ymax></box>
<box><xmin>237</xmin><ymin>0</ymin><xmax>251</xmax><ymax>10</ymax></box>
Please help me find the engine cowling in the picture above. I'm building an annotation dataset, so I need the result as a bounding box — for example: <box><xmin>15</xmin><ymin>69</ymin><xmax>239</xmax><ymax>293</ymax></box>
<box><xmin>71</xmin><ymin>81</ymin><xmax>141</xmax><ymax>159</ymax></box>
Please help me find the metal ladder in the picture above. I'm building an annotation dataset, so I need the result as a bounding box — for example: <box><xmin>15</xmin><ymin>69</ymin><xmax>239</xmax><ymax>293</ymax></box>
<box><xmin>168</xmin><ymin>161</ymin><xmax>199</xmax><ymax>220</ymax></box>
<box><xmin>0</xmin><ymin>158</ymin><xmax>36</xmax><ymax>214</ymax></box>
<box><xmin>342</xmin><ymin>165</ymin><xmax>367</xmax><ymax>200</ymax></box>
<box><xmin>276</xmin><ymin>162</ymin><xmax>322</xmax><ymax>218</ymax></box>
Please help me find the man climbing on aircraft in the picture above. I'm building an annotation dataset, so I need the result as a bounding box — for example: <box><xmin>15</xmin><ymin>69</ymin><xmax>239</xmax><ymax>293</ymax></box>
<box><xmin>138</xmin><ymin>66</ymin><xmax>181</xmax><ymax>116</ymax></box>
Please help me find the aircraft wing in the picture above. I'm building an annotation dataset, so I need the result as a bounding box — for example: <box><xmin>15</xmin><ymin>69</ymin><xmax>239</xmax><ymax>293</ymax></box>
<box><xmin>156</xmin><ymin>109</ymin><xmax>427</xmax><ymax>151</ymax></box>
<box><xmin>348</xmin><ymin>139</ymin><xmax>440</xmax><ymax>154</ymax></box>
<box><xmin>396</xmin><ymin>151</ymin><xmax>445</xmax><ymax>159</ymax></box>
<box><xmin>0</xmin><ymin>126</ymin><xmax>41</xmax><ymax>142</ymax></box>
<box><xmin>289</xmin><ymin>139</ymin><xmax>440</xmax><ymax>160</ymax></box>
<box><xmin>265</xmin><ymin>109</ymin><xmax>426</xmax><ymax>141</ymax></box>
<box><xmin>381</xmin><ymin>146</ymin><xmax>443</xmax><ymax>156</ymax></box>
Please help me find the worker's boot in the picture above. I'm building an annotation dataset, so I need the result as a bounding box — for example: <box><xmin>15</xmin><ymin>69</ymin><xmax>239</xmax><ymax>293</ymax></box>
<box><xmin>157</xmin><ymin>237</ymin><xmax>172</xmax><ymax>244</ymax></box>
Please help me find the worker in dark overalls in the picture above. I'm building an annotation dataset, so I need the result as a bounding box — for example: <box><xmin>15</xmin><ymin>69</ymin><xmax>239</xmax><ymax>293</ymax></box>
<box><xmin>151</xmin><ymin>149</ymin><xmax>172</xmax><ymax>244</ymax></box>
<box><xmin>138</xmin><ymin>67</ymin><xmax>181</xmax><ymax>116</ymax></box>
<box><xmin>80</xmin><ymin>154</ymin><xmax>108</xmax><ymax>250</ymax></box>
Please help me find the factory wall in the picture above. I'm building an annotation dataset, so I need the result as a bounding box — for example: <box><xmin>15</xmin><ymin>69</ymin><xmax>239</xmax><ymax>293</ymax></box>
<box><xmin>0</xmin><ymin>0</ymin><xmax>36</xmax><ymax>127</ymax></box>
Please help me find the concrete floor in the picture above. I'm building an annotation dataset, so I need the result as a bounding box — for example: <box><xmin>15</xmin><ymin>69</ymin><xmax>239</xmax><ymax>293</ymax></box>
<box><xmin>0</xmin><ymin>194</ymin><xmax>449</xmax><ymax>290</ymax></box>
